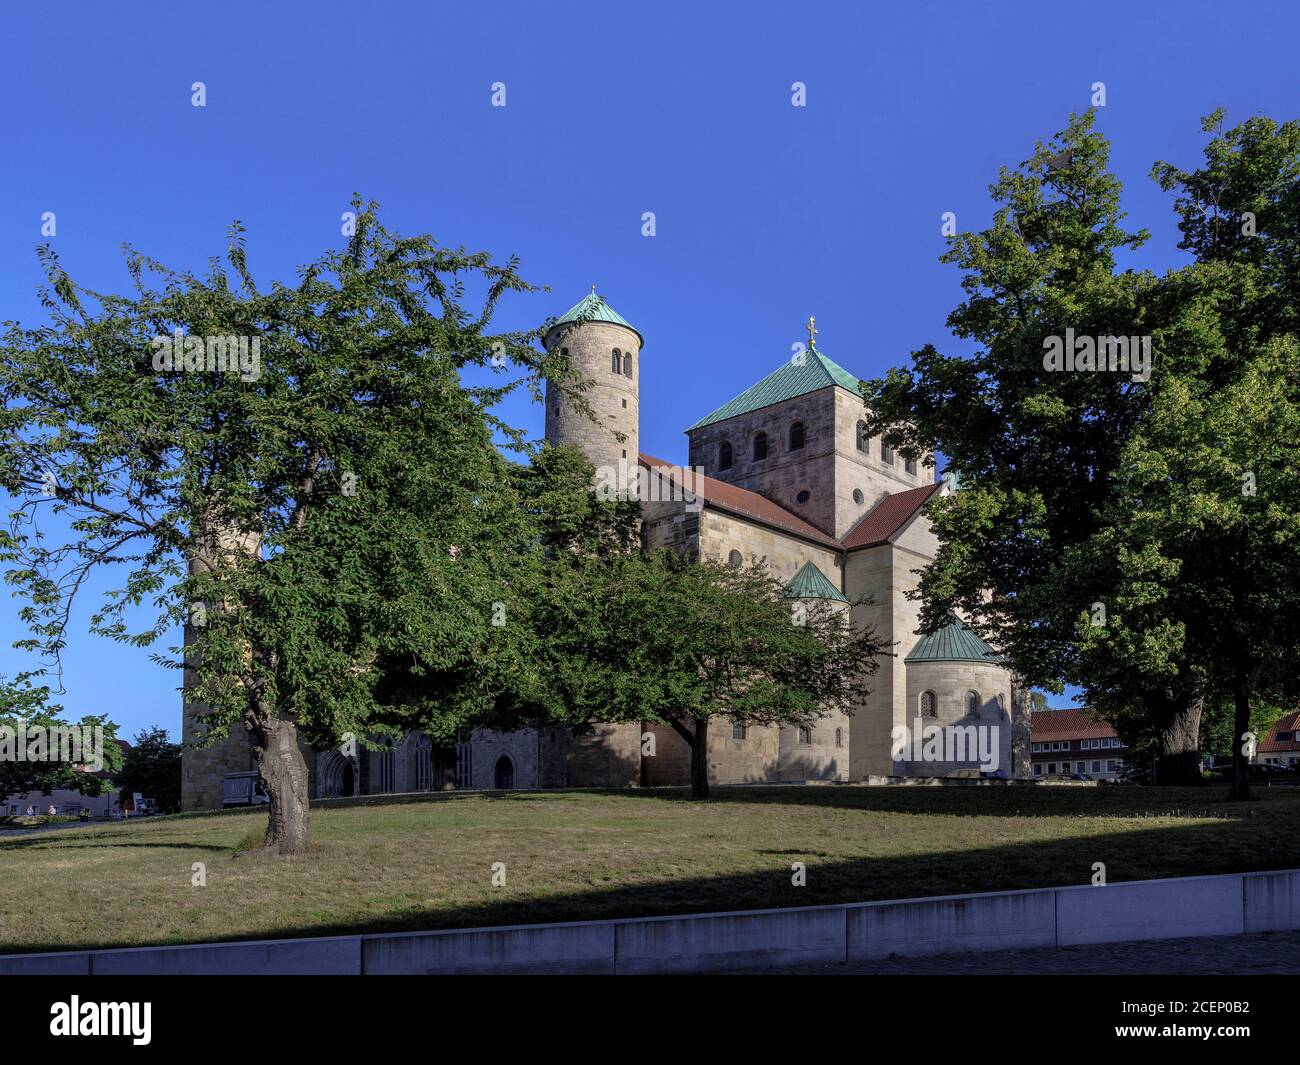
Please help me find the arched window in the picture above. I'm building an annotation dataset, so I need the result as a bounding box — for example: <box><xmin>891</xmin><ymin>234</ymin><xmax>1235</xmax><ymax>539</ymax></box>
<box><xmin>753</xmin><ymin>431</ymin><xmax>768</xmax><ymax>462</ymax></box>
<box><xmin>881</xmin><ymin>442</ymin><xmax>895</xmax><ymax>465</ymax></box>
<box><xmin>789</xmin><ymin>422</ymin><xmax>805</xmax><ymax>450</ymax></box>
<box><xmin>379</xmin><ymin>746</ymin><xmax>395</xmax><ymax>792</ymax></box>
<box><xmin>727</xmin><ymin>549</ymin><xmax>743</xmax><ymax>569</ymax></box>
<box><xmin>856</xmin><ymin>421</ymin><xmax>869</xmax><ymax>452</ymax></box>
<box><xmin>966</xmin><ymin>691</ymin><xmax>981</xmax><ymax>718</ymax></box>
<box><xmin>623</xmin><ymin>351</ymin><xmax>633</xmax><ymax>378</ymax></box>
<box><xmin>494</xmin><ymin>754</ymin><xmax>515</xmax><ymax>790</ymax></box>
<box><xmin>905</xmin><ymin>456</ymin><xmax>917</xmax><ymax>475</ymax></box>
<box><xmin>920</xmin><ymin>691</ymin><xmax>937</xmax><ymax>717</ymax></box>
<box><xmin>611</xmin><ymin>348</ymin><xmax>621</xmax><ymax>373</ymax></box>
<box><xmin>796</xmin><ymin>726</ymin><xmax>812</xmax><ymax>745</ymax></box>
<box><xmin>835</xmin><ymin>728</ymin><xmax>844</xmax><ymax>748</ymax></box>
<box><xmin>718</xmin><ymin>440</ymin><xmax>733</xmax><ymax>471</ymax></box>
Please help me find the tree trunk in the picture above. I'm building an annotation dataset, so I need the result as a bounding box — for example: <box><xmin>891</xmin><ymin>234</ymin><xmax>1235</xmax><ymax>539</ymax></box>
<box><xmin>246</xmin><ymin>706</ymin><xmax>311</xmax><ymax>854</ymax></box>
<box><xmin>689</xmin><ymin>716</ymin><xmax>710</xmax><ymax>799</ymax></box>
<box><xmin>1153</xmin><ymin>692</ymin><xmax>1204</xmax><ymax>786</ymax></box>
<box><xmin>1229</xmin><ymin>681</ymin><xmax>1252</xmax><ymax>802</ymax></box>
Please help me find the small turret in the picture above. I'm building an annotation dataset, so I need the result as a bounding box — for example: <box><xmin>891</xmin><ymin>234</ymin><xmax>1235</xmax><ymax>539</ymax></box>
<box><xmin>543</xmin><ymin>289</ymin><xmax>642</xmax><ymax>480</ymax></box>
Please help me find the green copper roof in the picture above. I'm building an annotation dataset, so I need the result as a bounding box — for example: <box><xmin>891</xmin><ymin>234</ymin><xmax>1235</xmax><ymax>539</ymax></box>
<box><xmin>547</xmin><ymin>290</ymin><xmax>642</xmax><ymax>344</ymax></box>
<box><xmin>686</xmin><ymin>348</ymin><xmax>862</xmax><ymax>430</ymax></box>
<box><xmin>905</xmin><ymin>617</ymin><xmax>1005</xmax><ymax>664</ymax></box>
<box><xmin>780</xmin><ymin>561</ymin><xmax>849</xmax><ymax>602</ymax></box>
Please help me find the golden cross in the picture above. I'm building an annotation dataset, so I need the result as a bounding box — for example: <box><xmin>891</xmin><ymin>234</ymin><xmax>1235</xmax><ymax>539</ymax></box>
<box><xmin>806</xmin><ymin>315</ymin><xmax>818</xmax><ymax>349</ymax></box>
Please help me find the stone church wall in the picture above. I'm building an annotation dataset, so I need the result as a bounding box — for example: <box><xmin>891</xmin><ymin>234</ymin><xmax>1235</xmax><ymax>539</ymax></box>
<box><xmin>470</xmin><ymin>728</ymin><xmax>540</xmax><ymax>790</ymax></box>
<box><xmin>641</xmin><ymin>720</ymin><xmax>780</xmax><ymax>785</ymax></box>
<box><xmin>697</xmin><ymin>509</ymin><xmax>841</xmax><ymax>587</ymax></box>
<box><xmin>831</xmin><ymin>388</ymin><xmax>934</xmax><ymax>536</ymax></box>
<box><xmin>844</xmin><ymin>543</ymin><xmax>898</xmax><ymax>778</ymax></box>
<box><xmin>543</xmin><ymin>318</ymin><xmax>641</xmax><ymax>476</ymax></box>
<box><xmin>687</xmin><ymin>389</ymin><xmax>839</xmax><ymax>536</ymax></box>
<box><xmin>902</xmin><ymin>661</ymin><xmax>1013</xmax><ymax>776</ymax></box>
<box><xmin>775</xmin><ymin>713</ymin><xmax>851</xmax><ymax>781</ymax></box>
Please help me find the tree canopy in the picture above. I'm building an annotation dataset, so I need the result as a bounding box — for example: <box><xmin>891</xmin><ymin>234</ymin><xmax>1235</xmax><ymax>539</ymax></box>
<box><xmin>0</xmin><ymin>198</ymin><xmax>577</xmax><ymax>851</ymax></box>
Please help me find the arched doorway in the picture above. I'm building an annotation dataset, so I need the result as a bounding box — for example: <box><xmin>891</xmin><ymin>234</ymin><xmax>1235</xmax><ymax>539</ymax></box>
<box><xmin>494</xmin><ymin>754</ymin><xmax>515</xmax><ymax>790</ymax></box>
<box><xmin>318</xmin><ymin>751</ymin><xmax>356</xmax><ymax>798</ymax></box>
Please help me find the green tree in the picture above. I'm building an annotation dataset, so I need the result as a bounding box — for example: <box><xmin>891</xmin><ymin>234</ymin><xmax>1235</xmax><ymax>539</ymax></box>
<box><xmin>1076</xmin><ymin>113</ymin><xmax>1300</xmax><ymax>799</ymax></box>
<box><xmin>0</xmin><ymin>199</ymin><xmax>574</xmax><ymax>853</ymax></box>
<box><xmin>0</xmin><ymin>678</ymin><xmax>122</xmax><ymax>800</ymax></box>
<box><xmin>371</xmin><ymin>443</ymin><xmax>643</xmax><ymax>745</ymax></box>
<box><xmin>516</xmin><ymin>546</ymin><xmax>887</xmax><ymax>799</ymax></box>
<box><xmin>859</xmin><ymin>111</ymin><xmax>1204</xmax><ymax>773</ymax></box>
<box><xmin>115</xmin><ymin>726</ymin><xmax>183</xmax><ymax>814</ymax></box>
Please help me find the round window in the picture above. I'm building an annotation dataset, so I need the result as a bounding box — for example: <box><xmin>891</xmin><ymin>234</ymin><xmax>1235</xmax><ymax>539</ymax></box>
<box><xmin>796</xmin><ymin>490</ymin><xmax>810</xmax><ymax>504</ymax></box>
<box><xmin>853</xmin><ymin>489</ymin><xmax>864</xmax><ymax>505</ymax></box>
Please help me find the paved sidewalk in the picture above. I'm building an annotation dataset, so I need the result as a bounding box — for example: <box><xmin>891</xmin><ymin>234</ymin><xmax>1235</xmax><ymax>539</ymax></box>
<box><xmin>736</xmin><ymin>930</ymin><xmax>1300</xmax><ymax>975</ymax></box>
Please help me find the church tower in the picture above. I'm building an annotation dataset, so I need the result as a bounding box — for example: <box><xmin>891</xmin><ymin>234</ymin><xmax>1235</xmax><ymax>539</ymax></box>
<box><xmin>543</xmin><ymin>289</ymin><xmax>642</xmax><ymax>478</ymax></box>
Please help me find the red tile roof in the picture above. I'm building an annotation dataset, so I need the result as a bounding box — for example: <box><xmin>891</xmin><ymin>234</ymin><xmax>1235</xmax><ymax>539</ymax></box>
<box><xmin>1258</xmin><ymin>712</ymin><xmax>1300</xmax><ymax>753</ymax></box>
<box><xmin>1031</xmin><ymin>708</ymin><xmax>1119</xmax><ymax>742</ymax></box>
<box><xmin>639</xmin><ymin>454</ymin><xmax>840</xmax><ymax>548</ymax></box>
<box><xmin>841</xmin><ymin>482</ymin><xmax>943</xmax><ymax>549</ymax></box>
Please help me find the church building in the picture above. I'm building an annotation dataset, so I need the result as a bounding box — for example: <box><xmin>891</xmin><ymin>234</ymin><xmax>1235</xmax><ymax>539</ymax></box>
<box><xmin>180</xmin><ymin>291</ymin><xmax>1026</xmax><ymax>811</ymax></box>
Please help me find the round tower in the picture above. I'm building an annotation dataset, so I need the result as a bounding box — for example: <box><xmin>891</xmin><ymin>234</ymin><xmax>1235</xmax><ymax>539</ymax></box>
<box><xmin>543</xmin><ymin>289</ymin><xmax>642</xmax><ymax>482</ymax></box>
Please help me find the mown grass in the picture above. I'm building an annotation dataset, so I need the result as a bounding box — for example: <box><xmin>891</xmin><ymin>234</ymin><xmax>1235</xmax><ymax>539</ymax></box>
<box><xmin>1</xmin><ymin>784</ymin><xmax>1297</xmax><ymax>953</ymax></box>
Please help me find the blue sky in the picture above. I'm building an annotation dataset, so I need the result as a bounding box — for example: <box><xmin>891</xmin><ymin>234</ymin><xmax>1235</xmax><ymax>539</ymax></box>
<box><xmin>2</xmin><ymin>0</ymin><xmax>1297</xmax><ymax>738</ymax></box>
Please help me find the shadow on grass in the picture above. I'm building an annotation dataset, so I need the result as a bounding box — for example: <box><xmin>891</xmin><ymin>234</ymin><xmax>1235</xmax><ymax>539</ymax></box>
<box><xmin>4</xmin><ymin>803</ymin><xmax>1297</xmax><ymax>955</ymax></box>
<box><xmin>0</xmin><ymin>836</ymin><xmax>230</xmax><ymax>853</ymax></box>
<box><xmin>311</xmin><ymin>782</ymin><xmax>1285</xmax><ymax>821</ymax></box>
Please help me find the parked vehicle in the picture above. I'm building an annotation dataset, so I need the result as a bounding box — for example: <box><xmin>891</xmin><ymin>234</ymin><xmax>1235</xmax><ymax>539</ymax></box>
<box><xmin>221</xmin><ymin>772</ymin><xmax>270</xmax><ymax>808</ymax></box>
<box><xmin>1116</xmin><ymin>763</ymin><xmax>1153</xmax><ymax>785</ymax></box>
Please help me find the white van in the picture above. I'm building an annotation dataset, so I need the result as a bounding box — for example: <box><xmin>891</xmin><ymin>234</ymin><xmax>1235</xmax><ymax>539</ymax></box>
<box><xmin>221</xmin><ymin>772</ymin><xmax>270</xmax><ymax>808</ymax></box>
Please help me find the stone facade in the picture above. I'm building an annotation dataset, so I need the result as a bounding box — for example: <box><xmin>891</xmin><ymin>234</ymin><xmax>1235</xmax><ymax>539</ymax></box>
<box><xmin>181</xmin><ymin>293</ymin><xmax>1023</xmax><ymax>810</ymax></box>
<box><xmin>687</xmin><ymin>384</ymin><xmax>934</xmax><ymax>540</ymax></box>
<box><xmin>543</xmin><ymin>315</ymin><xmax>640</xmax><ymax>477</ymax></box>
<box><xmin>902</xmin><ymin>661</ymin><xmax>1013</xmax><ymax>776</ymax></box>
<box><xmin>464</xmin><ymin>723</ymin><xmax>642</xmax><ymax>790</ymax></box>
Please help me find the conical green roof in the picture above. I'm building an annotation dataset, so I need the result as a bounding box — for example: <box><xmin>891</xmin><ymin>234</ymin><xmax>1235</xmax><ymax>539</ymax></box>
<box><xmin>780</xmin><ymin>561</ymin><xmax>848</xmax><ymax>602</ymax></box>
<box><xmin>547</xmin><ymin>290</ymin><xmax>642</xmax><ymax>344</ymax></box>
<box><xmin>686</xmin><ymin>347</ymin><xmax>862</xmax><ymax>430</ymax></box>
<box><xmin>905</xmin><ymin>617</ymin><xmax>1005</xmax><ymax>664</ymax></box>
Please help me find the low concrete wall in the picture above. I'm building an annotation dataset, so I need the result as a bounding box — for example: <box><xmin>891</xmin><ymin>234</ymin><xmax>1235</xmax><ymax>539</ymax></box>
<box><xmin>1057</xmin><ymin>874</ymin><xmax>1244</xmax><ymax>946</ymax></box>
<box><xmin>0</xmin><ymin>949</ymin><xmax>91</xmax><ymax>975</ymax></box>
<box><xmin>91</xmin><ymin>935</ymin><xmax>362</xmax><ymax>976</ymax></box>
<box><xmin>364</xmin><ymin>920</ymin><xmax>613</xmax><ymax>975</ymax></box>
<box><xmin>1244</xmin><ymin>869</ymin><xmax>1300</xmax><ymax>933</ymax></box>
<box><xmin>615</xmin><ymin>905</ymin><xmax>845</xmax><ymax>974</ymax></box>
<box><xmin>1</xmin><ymin>868</ymin><xmax>1295</xmax><ymax>975</ymax></box>
<box><xmin>848</xmin><ymin>888</ymin><xmax>1057</xmax><ymax>959</ymax></box>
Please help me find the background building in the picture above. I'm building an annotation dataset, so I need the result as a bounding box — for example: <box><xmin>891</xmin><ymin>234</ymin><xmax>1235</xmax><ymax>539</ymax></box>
<box><xmin>2</xmin><ymin>738</ymin><xmax>131</xmax><ymax>818</ymax></box>
<box><xmin>1030</xmin><ymin>709</ymin><xmax>1128</xmax><ymax>780</ymax></box>
<box><xmin>1255</xmin><ymin>712</ymin><xmax>1300</xmax><ymax>767</ymax></box>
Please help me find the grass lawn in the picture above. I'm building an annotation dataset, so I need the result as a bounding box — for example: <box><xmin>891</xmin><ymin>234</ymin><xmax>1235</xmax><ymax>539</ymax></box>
<box><xmin>1</xmin><ymin>784</ymin><xmax>1298</xmax><ymax>954</ymax></box>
